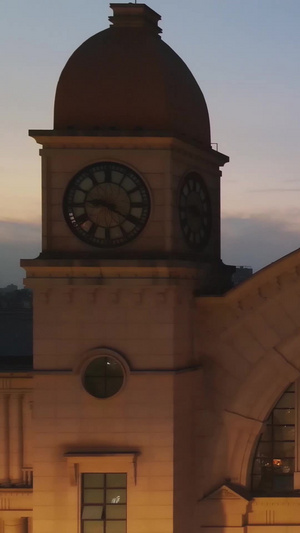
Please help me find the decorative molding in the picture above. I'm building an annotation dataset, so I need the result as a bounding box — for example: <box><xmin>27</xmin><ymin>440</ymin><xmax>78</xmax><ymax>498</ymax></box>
<box><xmin>33</xmin><ymin>285</ymin><xmax>196</xmax><ymax>308</ymax></box>
<box><xmin>21</xmin><ymin>260</ymin><xmax>205</xmax><ymax>289</ymax></box>
<box><xmin>65</xmin><ymin>451</ymin><xmax>140</xmax><ymax>486</ymax></box>
<box><xmin>0</xmin><ymin>386</ymin><xmax>32</xmax><ymax>394</ymax></box>
<box><xmin>0</xmin><ymin>498</ymin><xmax>10</xmax><ymax>510</ymax></box>
<box><xmin>30</xmin><ymin>363</ymin><xmax>201</xmax><ymax>376</ymax></box>
<box><xmin>68</xmin><ymin>462</ymin><xmax>79</xmax><ymax>487</ymax></box>
<box><xmin>231</xmin><ymin>264</ymin><xmax>300</xmax><ymax>313</ymax></box>
<box><xmin>200</xmin><ymin>483</ymin><xmax>251</xmax><ymax>503</ymax></box>
<box><xmin>0</xmin><ymin>380</ymin><xmax>11</xmax><ymax>390</ymax></box>
<box><xmin>33</xmin><ymin>134</ymin><xmax>226</xmax><ymax>166</ymax></box>
<box><xmin>196</xmin><ymin>257</ymin><xmax>300</xmax><ymax>351</ymax></box>
<box><xmin>252</xmin><ymin>498</ymin><xmax>300</xmax><ymax>507</ymax></box>
<box><xmin>21</xmin><ymin>469</ymin><xmax>33</xmax><ymax>488</ymax></box>
<box><xmin>131</xmin><ymin>365</ymin><xmax>201</xmax><ymax>375</ymax></box>
<box><xmin>210</xmin><ymin>487</ymin><xmax>240</xmax><ymax>500</ymax></box>
<box><xmin>266</xmin><ymin>509</ymin><xmax>275</xmax><ymax>524</ymax></box>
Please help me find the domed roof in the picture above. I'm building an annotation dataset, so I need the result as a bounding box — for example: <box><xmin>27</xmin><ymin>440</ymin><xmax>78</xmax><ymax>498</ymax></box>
<box><xmin>54</xmin><ymin>4</ymin><xmax>211</xmax><ymax>147</ymax></box>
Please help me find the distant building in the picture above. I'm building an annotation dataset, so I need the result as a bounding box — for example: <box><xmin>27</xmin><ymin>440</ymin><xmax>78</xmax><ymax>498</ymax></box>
<box><xmin>0</xmin><ymin>287</ymin><xmax>32</xmax><ymax>357</ymax></box>
<box><xmin>232</xmin><ymin>265</ymin><xmax>253</xmax><ymax>286</ymax></box>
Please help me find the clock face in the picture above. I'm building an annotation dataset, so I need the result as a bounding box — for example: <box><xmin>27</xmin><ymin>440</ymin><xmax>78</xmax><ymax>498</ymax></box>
<box><xmin>63</xmin><ymin>162</ymin><xmax>151</xmax><ymax>248</ymax></box>
<box><xmin>179</xmin><ymin>173</ymin><xmax>212</xmax><ymax>250</ymax></box>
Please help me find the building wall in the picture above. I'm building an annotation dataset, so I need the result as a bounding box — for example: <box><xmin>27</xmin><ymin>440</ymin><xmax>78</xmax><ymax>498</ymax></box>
<box><xmin>1</xmin><ymin>249</ymin><xmax>300</xmax><ymax>531</ymax></box>
<box><xmin>38</xmin><ymin>137</ymin><xmax>222</xmax><ymax>262</ymax></box>
<box><xmin>0</xmin><ymin>378</ymin><xmax>32</xmax><ymax>533</ymax></box>
<box><xmin>195</xmin><ymin>249</ymin><xmax>300</xmax><ymax>530</ymax></box>
<box><xmin>0</xmin><ymin>379</ymin><xmax>32</xmax><ymax>487</ymax></box>
<box><xmin>30</xmin><ymin>282</ymin><xmax>199</xmax><ymax>533</ymax></box>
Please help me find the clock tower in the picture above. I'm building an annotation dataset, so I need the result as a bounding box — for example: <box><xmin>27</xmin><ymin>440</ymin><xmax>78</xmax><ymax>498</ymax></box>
<box><xmin>21</xmin><ymin>4</ymin><xmax>231</xmax><ymax>533</ymax></box>
<box><xmin>27</xmin><ymin>3</ymin><xmax>229</xmax><ymax>283</ymax></box>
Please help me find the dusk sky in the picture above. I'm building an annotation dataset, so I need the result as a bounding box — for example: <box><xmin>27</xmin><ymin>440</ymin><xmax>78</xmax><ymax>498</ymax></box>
<box><xmin>1</xmin><ymin>0</ymin><xmax>300</xmax><ymax>286</ymax></box>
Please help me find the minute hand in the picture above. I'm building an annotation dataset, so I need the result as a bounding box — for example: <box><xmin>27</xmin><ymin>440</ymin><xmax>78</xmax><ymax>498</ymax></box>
<box><xmin>109</xmin><ymin>205</ymin><xmax>141</xmax><ymax>226</ymax></box>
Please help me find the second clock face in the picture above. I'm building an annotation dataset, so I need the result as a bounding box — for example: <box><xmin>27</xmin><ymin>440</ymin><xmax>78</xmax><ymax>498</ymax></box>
<box><xmin>63</xmin><ymin>162</ymin><xmax>151</xmax><ymax>248</ymax></box>
<box><xmin>179</xmin><ymin>173</ymin><xmax>212</xmax><ymax>250</ymax></box>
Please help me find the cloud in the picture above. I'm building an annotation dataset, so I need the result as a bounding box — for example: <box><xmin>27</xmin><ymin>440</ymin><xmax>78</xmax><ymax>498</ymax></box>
<box><xmin>247</xmin><ymin>188</ymin><xmax>300</xmax><ymax>193</ymax></box>
<box><xmin>222</xmin><ymin>214</ymin><xmax>300</xmax><ymax>272</ymax></box>
<box><xmin>0</xmin><ymin>219</ymin><xmax>40</xmax><ymax>244</ymax></box>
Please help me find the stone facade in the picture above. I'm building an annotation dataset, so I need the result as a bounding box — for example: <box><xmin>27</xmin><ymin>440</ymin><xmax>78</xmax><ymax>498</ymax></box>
<box><xmin>1</xmin><ymin>3</ymin><xmax>299</xmax><ymax>533</ymax></box>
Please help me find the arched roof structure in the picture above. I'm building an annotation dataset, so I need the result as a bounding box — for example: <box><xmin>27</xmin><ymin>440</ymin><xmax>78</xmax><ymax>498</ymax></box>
<box><xmin>195</xmin><ymin>248</ymin><xmax>300</xmax><ymax>492</ymax></box>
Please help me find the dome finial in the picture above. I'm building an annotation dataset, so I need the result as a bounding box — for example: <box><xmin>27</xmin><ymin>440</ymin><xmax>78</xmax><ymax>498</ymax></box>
<box><xmin>109</xmin><ymin>3</ymin><xmax>162</xmax><ymax>35</ymax></box>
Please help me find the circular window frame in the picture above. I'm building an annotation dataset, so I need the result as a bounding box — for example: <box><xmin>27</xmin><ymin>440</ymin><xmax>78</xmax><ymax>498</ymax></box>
<box><xmin>78</xmin><ymin>348</ymin><xmax>129</xmax><ymax>400</ymax></box>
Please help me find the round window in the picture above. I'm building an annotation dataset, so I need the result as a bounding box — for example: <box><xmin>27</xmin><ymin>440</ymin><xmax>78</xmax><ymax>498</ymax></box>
<box><xmin>83</xmin><ymin>356</ymin><xmax>125</xmax><ymax>398</ymax></box>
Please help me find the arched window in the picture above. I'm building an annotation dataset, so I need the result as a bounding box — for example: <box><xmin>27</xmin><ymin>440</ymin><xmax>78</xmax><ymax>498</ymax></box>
<box><xmin>251</xmin><ymin>383</ymin><xmax>295</xmax><ymax>494</ymax></box>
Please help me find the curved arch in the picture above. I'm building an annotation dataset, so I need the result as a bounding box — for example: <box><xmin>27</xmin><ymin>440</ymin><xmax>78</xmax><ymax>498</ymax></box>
<box><xmin>196</xmin><ymin>248</ymin><xmax>300</xmax><ymax>493</ymax></box>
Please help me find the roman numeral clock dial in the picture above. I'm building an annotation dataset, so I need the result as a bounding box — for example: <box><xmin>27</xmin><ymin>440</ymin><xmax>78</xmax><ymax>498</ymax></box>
<box><xmin>179</xmin><ymin>173</ymin><xmax>212</xmax><ymax>250</ymax></box>
<box><xmin>63</xmin><ymin>162</ymin><xmax>151</xmax><ymax>247</ymax></box>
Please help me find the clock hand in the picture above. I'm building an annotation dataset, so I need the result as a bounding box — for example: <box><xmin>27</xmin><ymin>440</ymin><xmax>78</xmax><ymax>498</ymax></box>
<box><xmin>87</xmin><ymin>198</ymin><xmax>114</xmax><ymax>209</ymax></box>
<box><xmin>108</xmin><ymin>205</ymin><xmax>126</xmax><ymax>218</ymax></box>
<box><xmin>89</xmin><ymin>200</ymin><xmax>127</xmax><ymax>219</ymax></box>
<box><xmin>110</xmin><ymin>205</ymin><xmax>142</xmax><ymax>226</ymax></box>
<box><xmin>87</xmin><ymin>200</ymin><xmax>141</xmax><ymax>226</ymax></box>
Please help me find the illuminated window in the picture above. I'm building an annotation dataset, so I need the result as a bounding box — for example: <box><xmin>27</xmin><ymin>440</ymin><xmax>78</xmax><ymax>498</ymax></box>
<box><xmin>81</xmin><ymin>473</ymin><xmax>127</xmax><ymax>533</ymax></box>
<box><xmin>251</xmin><ymin>383</ymin><xmax>295</xmax><ymax>494</ymax></box>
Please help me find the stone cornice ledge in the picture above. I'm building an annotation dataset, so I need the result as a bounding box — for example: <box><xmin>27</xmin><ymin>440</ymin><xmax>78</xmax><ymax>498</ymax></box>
<box><xmin>28</xmin><ymin>130</ymin><xmax>228</xmax><ymax>164</ymax></box>
<box><xmin>21</xmin><ymin>258</ymin><xmax>213</xmax><ymax>287</ymax></box>
<box><xmin>0</xmin><ymin>488</ymin><xmax>32</xmax><ymax>493</ymax></box>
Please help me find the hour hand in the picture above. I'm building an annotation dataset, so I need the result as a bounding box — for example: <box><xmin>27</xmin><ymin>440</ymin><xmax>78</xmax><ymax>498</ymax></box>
<box><xmin>87</xmin><ymin>198</ymin><xmax>107</xmax><ymax>208</ymax></box>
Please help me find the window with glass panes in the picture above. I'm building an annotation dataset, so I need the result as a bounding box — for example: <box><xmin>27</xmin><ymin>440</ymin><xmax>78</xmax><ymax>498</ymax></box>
<box><xmin>251</xmin><ymin>383</ymin><xmax>295</xmax><ymax>493</ymax></box>
<box><xmin>82</xmin><ymin>473</ymin><xmax>127</xmax><ymax>533</ymax></box>
<box><xmin>83</xmin><ymin>357</ymin><xmax>124</xmax><ymax>399</ymax></box>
